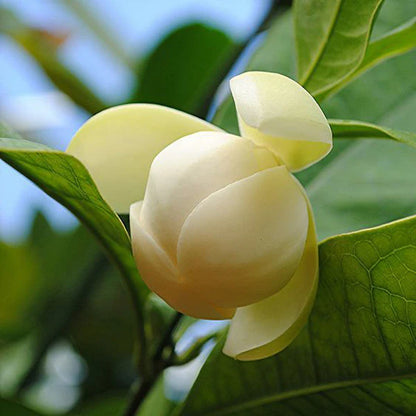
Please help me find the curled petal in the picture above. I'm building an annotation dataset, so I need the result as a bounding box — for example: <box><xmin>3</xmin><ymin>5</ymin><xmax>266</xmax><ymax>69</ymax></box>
<box><xmin>140</xmin><ymin>132</ymin><xmax>277</xmax><ymax>260</ymax></box>
<box><xmin>223</xmin><ymin>185</ymin><xmax>318</xmax><ymax>360</ymax></box>
<box><xmin>230</xmin><ymin>71</ymin><xmax>332</xmax><ymax>172</ymax></box>
<box><xmin>130</xmin><ymin>202</ymin><xmax>234</xmax><ymax>320</ymax></box>
<box><xmin>67</xmin><ymin>104</ymin><xmax>220</xmax><ymax>213</ymax></box>
<box><xmin>177</xmin><ymin>166</ymin><xmax>308</xmax><ymax>309</ymax></box>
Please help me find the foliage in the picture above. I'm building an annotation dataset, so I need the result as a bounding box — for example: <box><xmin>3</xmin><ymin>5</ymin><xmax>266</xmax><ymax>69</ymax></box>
<box><xmin>1</xmin><ymin>0</ymin><xmax>416</xmax><ymax>414</ymax></box>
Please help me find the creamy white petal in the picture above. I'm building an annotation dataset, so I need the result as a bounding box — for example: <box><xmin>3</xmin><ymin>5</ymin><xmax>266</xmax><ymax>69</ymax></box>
<box><xmin>130</xmin><ymin>202</ymin><xmax>234</xmax><ymax>320</ymax></box>
<box><xmin>140</xmin><ymin>132</ymin><xmax>277</xmax><ymax>261</ymax></box>
<box><xmin>230</xmin><ymin>71</ymin><xmax>332</xmax><ymax>172</ymax></box>
<box><xmin>66</xmin><ymin>104</ymin><xmax>220</xmax><ymax>213</ymax></box>
<box><xmin>177</xmin><ymin>166</ymin><xmax>308</xmax><ymax>309</ymax></box>
<box><xmin>222</xmin><ymin>185</ymin><xmax>318</xmax><ymax>360</ymax></box>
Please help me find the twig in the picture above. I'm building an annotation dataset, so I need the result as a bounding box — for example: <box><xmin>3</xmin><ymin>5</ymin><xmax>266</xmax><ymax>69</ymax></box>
<box><xmin>153</xmin><ymin>312</ymin><xmax>183</xmax><ymax>364</ymax></box>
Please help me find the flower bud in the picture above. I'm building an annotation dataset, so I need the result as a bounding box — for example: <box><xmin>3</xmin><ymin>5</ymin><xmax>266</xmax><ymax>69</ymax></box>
<box><xmin>67</xmin><ymin>71</ymin><xmax>332</xmax><ymax>361</ymax></box>
<box><xmin>132</xmin><ymin>131</ymin><xmax>309</xmax><ymax>312</ymax></box>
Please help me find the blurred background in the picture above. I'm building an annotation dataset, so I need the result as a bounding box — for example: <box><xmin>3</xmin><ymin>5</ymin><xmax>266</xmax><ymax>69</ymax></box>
<box><xmin>0</xmin><ymin>0</ymin><xmax>273</xmax><ymax>414</ymax></box>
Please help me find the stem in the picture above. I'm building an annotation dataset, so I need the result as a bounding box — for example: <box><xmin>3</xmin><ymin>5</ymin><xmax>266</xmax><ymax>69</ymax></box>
<box><xmin>153</xmin><ymin>312</ymin><xmax>183</xmax><ymax>363</ymax></box>
<box><xmin>123</xmin><ymin>376</ymin><xmax>156</xmax><ymax>416</ymax></box>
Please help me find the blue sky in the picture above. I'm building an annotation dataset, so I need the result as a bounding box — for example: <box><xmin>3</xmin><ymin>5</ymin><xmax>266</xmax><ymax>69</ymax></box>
<box><xmin>0</xmin><ymin>0</ymin><xmax>271</xmax><ymax>242</ymax></box>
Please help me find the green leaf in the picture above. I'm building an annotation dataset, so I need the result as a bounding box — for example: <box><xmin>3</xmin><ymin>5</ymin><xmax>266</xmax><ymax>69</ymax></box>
<box><xmin>294</xmin><ymin>0</ymin><xmax>384</xmax><ymax>96</ymax></box>
<box><xmin>318</xmin><ymin>17</ymin><xmax>416</xmax><ymax>100</ymax></box>
<box><xmin>180</xmin><ymin>215</ymin><xmax>416</xmax><ymax>415</ymax></box>
<box><xmin>330</xmin><ymin>119</ymin><xmax>416</xmax><ymax>148</ymax></box>
<box><xmin>0</xmin><ymin>399</ymin><xmax>41</xmax><ymax>415</ymax></box>
<box><xmin>133</xmin><ymin>23</ymin><xmax>235</xmax><ymax>115</ymax></box>
<box><xmin>0</xmin><ymin>135</ymin><xmax>148</xmax><ymax>309</ymax></box>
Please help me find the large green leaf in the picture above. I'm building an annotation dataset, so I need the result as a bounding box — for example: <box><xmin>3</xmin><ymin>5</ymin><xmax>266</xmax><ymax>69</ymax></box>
<box><xmin>180</xmin><ymin>214</ymin><xmax>416</xmax><ymax>415</ymax></box>
<box><xmin>0</xmin><ymin>399</ymin><xmax>41</xmax><ymax>415</ymax></box>
<box><xmin>318</xmin><ymin>17</ymin><xmax>416</xmax><ymax>100</ymax></box>
<box><xmin>294</xmin><ymin>0</ymin><xmax>384</xmax><ymax>96</ymax></box>
<box><xmin>133</xmin><ymin>23</ymin><xmax>235</xmax><ymax>115</ymax></box>
<box><xmin>0</xmin><ymin>135</ymin><xmax>148</xmax><ymax>309</ymax></box>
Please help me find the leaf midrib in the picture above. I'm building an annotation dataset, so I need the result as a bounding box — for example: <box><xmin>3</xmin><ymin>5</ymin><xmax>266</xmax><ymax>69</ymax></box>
<box><xmin>200</xmin><ymin>372</ymin><xmax>416</xmax><ymax>416</ymax></box>
<box><xmin>298</xmin><ymin>0</ymin><xmax>343</xmax><ymax>85</ymax></box>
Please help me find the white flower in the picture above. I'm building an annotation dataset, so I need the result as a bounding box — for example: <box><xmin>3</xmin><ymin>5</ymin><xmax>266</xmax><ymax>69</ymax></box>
<box><xmin>67</xmin><ymin>72</ymin><xmax>332</xmax><ymax>360</ymax></box>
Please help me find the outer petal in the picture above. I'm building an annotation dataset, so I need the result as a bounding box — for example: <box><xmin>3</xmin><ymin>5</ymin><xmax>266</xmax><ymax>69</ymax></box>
<box><xmin>66</xmin><ymin>104</ymin><xmax>220</xmax><ymax>213</ymax></box>
<box><xmin>230</xmin><ymin>71</ymin><xmax>332</xmax><ymax>172</ymax></box>
<box><xmin>140</xmin><ymin>132</ymin><xmax>277</xmax><ymax>260</ymax></box>
<box><xmin>177</xmin><ymin>166</ymin><xmax>308</xmax><ymax>309</ymax></box>
<box><xmin>130</xmin><ymin>202</ymin><xmax>234</xmax><ymax>320</ymax></box>
<box><xmin>222</xmin><ymin>184</ymin><xmax>318</xmax><ymax>360</ymax></box>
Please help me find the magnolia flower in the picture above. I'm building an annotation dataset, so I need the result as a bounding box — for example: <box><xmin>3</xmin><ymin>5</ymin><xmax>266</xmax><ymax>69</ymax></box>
<box><xmin>67</xmin><ymin>72</ymin><xmax>332</xmax><ymax>361</ymax></box>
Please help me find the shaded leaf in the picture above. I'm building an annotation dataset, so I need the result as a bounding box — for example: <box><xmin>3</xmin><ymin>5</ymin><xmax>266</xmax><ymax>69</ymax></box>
<box><xmin>294</xmin><ymin>0</ymin><xmax>384</xmax><ymax>96</ymax></box>
<box><xmin>134</xmin><ymin>23</ymin><xmax>235</xmax><ymax>115</ymax></box>
<box><xmin>0</xmin><ymin>399</ymin><xmax>41</xmax><ymax>415</ymax></box>
<box><xmin>181</xmin><ymin>214</ymin><xmax>416</xmax><ymax>415</ymax></box>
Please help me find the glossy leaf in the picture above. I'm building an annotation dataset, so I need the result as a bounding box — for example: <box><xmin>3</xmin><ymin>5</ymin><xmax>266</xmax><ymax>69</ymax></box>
<box><xmin>294</xmin><ymin>0</ymin><xmax>384</xmax><ymax>96</ymax></box>
<box><xmin>133</xmin><ymin>23</ymin><xmax>235</xmax><ymax>115</ymax></box>
<box><xmin>0</xmin><ymin>135</ymin><xmax>148</xmax><ymax>309</ymax></box>
<box><xmin>180</xmin><ymin>214</ymin><xmax>416</xmax><ymax>415</ymax></box>
<box><xmin>319</xmin><ymin>17</ymin><xmax>416</xmax><ymax>100</ymax></box>
<box><xmin>330</xmin><ymin>119</ymin><xmax>416</xmax><ymax>148</ymax></box>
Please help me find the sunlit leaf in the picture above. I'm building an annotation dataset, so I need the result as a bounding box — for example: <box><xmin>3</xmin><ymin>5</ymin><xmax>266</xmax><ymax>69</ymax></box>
<box><xmin>180</xmin><ymin>214</ymin><xmax>416</xmax><ymax>415</ymax></box>
<box><xmin>318</xmin><ymin>17</ymin><xmax>416</xmax><ymax>100</ymax></box>
<box><xmin>294</xmin><ymin>0</ymin><xmax>384</xmax><ymax>96</ymax></box>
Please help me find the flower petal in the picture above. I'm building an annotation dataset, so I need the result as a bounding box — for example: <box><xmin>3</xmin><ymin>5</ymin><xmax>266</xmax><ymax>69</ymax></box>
<box><xmin>177</xmin><ymin>166</ymin><xmax>309</xmax><ymax>309</ymax></box>
<box><xmin>130</xmin><ymin>202</ymin><xmax>234</xmax><ymax>320</ymax></box>
<box><xmin>67</xmin><ymin>104</ymin><xmax>220</xmax><ymax>213</ymax></box>
<box><xmin>140</xmin><ymin>132</ymin><xmax>277</xmax><ymax>261</ymax></box>
<box><xmin>230</xmin><ymin>71</ymin><xmax>332</xmax><ymax>172</ymax></box>
<box><xmin>222</xmin><ymin>185</ymin><xmax>318</xmax><ymax>360</ymax></box>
